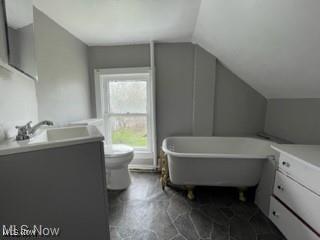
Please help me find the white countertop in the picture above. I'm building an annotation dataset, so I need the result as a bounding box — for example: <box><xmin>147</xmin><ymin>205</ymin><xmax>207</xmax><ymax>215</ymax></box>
<box><xmin>0</xmin><ymin>125</ymin><xmax>104</xmax><ymax>156</ymax></box>
<box><xmin>271</xmin><ymin>144</ymin><xmax>320</xmax><ymax>170</ymax></box>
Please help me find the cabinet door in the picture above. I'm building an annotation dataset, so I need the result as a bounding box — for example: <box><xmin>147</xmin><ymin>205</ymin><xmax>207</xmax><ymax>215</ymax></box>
<box><xmin>269</xmin><ymin>197</ymin><xmax>319</xmax><ymax>240</ymax></box>
<box><xmin>0</xmin><ymin>142</ymin><xmax>109</xmax><ymax>240</ymax></box>
<box><xmin>274</xmin><ymin>171</ymin><xmax>320</xmax><ymax>232</ymax></box>
<box><xmin>279</xmin><ymin>153</ymin><xmax>320</xmax><ymax>196</ymax></box>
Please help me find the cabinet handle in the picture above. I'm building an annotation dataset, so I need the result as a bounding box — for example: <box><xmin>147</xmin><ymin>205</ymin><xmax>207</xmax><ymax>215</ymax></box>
<box><xmin>282</xmin><ymin>161</ymin><xmax>290</xmax><ymax>167</ymax></box>
<box><xmin>277</xmin><ymin>185</ymin><xmax>284</xmax><ymax>191</ymax></box>
<box><xmin>272</xmin><ymin>211</ymin><xmax>280</xmax><ymax>218</ymax></box>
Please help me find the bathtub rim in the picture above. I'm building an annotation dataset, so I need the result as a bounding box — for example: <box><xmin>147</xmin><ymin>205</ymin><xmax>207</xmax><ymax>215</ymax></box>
<box><xmin>162</xmin><ymin>136</ymin><xmax>275</xmax><ymax>160</ymax></box>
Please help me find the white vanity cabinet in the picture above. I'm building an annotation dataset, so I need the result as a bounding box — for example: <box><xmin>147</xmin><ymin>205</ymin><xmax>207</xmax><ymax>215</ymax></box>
<box><xmin>270</xmin><ymin>144</ymin><xmax>320</xmax><ymax>240</ymax></box>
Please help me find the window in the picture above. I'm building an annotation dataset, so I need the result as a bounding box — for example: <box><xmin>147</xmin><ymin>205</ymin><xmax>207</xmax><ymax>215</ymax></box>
<box><xmin>95</xmin><ymin>68</ymin><xmax>156</xmax><ymax>164</ymax></box>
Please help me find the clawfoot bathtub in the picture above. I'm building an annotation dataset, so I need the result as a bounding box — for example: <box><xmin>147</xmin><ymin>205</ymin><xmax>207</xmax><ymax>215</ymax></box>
<box><xmin>161</xmin><ymin>136</ymin><xmax>275</xmax><ymax>200</ymax></box>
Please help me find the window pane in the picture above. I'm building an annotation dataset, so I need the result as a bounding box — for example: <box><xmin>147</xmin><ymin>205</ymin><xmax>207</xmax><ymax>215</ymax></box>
<box><xmin>109</xmin><ymin>116</ymin><xmax>147</xmax><ymax>148</ymax></box>
<box><xmin>108</xmin><ymin>80</ymin><xmax>147</xmax><ymax>113</ymax></box>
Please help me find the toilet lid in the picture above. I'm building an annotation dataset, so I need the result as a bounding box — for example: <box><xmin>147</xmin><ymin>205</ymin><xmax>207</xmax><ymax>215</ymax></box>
<box><xmin>104</xmin><ymin>144</ymin><xmax>134</xmax><ymax>158</ymax></box>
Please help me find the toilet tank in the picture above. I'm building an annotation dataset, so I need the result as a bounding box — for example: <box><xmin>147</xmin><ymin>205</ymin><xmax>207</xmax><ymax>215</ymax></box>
<box><xmin>69</xmin><ymin>119</ymin><xmax>105</xmax><ymax>136</ymax></box>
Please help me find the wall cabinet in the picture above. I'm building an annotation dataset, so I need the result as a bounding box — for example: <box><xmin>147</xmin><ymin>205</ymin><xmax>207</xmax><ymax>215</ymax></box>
<box><xmin>0</xmin><ymin>0</ymin><xmax>38</xmax><ymax>80</ymax></box>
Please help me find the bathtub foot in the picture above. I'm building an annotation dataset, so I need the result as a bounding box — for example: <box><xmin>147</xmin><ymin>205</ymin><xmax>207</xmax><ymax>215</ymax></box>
<box><xmin>238</xmin><ymin>187</ymin><xmax>248</xmax><ymax>202</ymax></box>
<box><xmin>160</xmin><ymin>149</ymin><xmax>170</xmax><ymax>191</ymax></box>
<box><xmin>186</xmin><ymin>186</ymin><xmax>195</xmax><ymax>200</ymax></box>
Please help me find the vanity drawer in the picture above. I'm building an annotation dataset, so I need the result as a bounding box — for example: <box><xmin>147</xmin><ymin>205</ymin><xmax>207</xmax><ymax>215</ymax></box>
<box><xmin>269</xmin><ymin>196</ymin><xmax>319</xmax><ymax>240</ymax></box>
<box><xmin>274</xmin><ymin>171</ymin><xmax>320</xmax><ymax>232</ymax></box>
<box><xmin>279</xmin><ymin>153</ymin><xmax>320</xmax><ymax>195</ymax></box>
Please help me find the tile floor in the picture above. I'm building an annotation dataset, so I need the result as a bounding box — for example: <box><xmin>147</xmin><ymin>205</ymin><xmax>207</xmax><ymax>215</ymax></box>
<box><xmin>108</xmin><ymin>172</ymin><xmax>285</xmax><ymax>240</ymax></box>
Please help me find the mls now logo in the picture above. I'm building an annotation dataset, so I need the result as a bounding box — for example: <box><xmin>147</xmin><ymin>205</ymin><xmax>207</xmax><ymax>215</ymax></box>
<box><xmin>2</xmin><ymin>225</ymin><xmax>60</xmax><ymax>237</ymax></box>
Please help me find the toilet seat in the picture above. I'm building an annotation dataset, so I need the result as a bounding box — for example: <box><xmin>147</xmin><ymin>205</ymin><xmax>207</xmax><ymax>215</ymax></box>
<box><xmin>104</xmin><ymin>144</ymin><xmax>134</xmax><ymax>158</ymax></box>
<box><xmin>104</xmin><ymin>144</ymin><xmax>134</xmax><ymax>169</ymax></box>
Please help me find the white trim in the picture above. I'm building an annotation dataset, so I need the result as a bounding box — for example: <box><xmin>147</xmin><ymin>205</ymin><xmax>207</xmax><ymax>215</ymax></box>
<box><xmin>95</xmin><ymin>67</ymin><xmax>156</xmax><ymax>167</ymax></box>
<box><xmin>192</xmin><ymin>45</ymin><xmax>198</xmax><ymax>135</ymax></box>
<box><xmin>150</xmin><ymin>41</ymin><xmax>158</xmax><ymax>168</ymax></box>
<box><xmin>129</xmin><ymin>164</ymin><xmax>158</xmax><ymax>171</ymax></box>
<box><xmin>94</xmin><ymin>69</ymin><xmax>104</xmax><ymax>118</ymax></box>
<box><xmin>96</xmin><ymin>67</ymin><xmax>151</xmax><ymax>75</ymax></box>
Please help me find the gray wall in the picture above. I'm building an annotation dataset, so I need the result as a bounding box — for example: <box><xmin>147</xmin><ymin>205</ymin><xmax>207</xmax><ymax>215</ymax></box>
<box><xmin>88</xmin><ymin>44</ymin><xmax>150</xmax><ymax>116</ymax></box>
<box><xmin>88</xmin><ymin>43</ymin><xmax>267</xmax><ymax>151</ymax></box>
<box><xmin>214</xmin><ymin>61</ymin><xmax>267</xmax><ymax>136</ymax></box>
<box><xmin>155</xmin><ymin>43</ymin><xmax>195</xmax><ymax>147</ymax></box>
<box><xmin>264</xmin><ymin>99</ymin><xmax>320</xmax><ymax>144</ymax></box>
<box><xmin>193</xmin><ymin>45</ymin><xmax>216</xmax><ymax>136</ymax></box>
<box><xmin>89</xmin><ymin>44</ymin><xmax>150</xmax><ymax>69</ymax></box>
<box><xmin>0</xmin><ymin>68</ymin><xmax>38</xmax><ymax>141</ymax></box>
<box><xmin>0</xmin><ymin>2</ymin><xmax>38</xmax><ymax>141</ymax></box>
<box><xmin>89</xmin><ymin>43</ymin><xmax>201</xmax><ymax>150</ymax></box>
<box><xmin>34</xmin><ymin>8</ymin><xmax>91</xmax><ymax>124</ymax></box>
<box><xmin>156</xmin><ymin>43</ymin><xmax>216</xmax><ymax>147</ymax></box>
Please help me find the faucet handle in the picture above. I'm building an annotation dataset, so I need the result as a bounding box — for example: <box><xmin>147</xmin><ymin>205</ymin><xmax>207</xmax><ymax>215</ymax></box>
<box><xmin>15</xmin><ymin>121</ymin><xmax>32</xmax><ymax>130</ymax></box>
<box><xmin>15</xmin><ymin>121</ymin><xmax>32</xmax><ymax>141</ymax></box>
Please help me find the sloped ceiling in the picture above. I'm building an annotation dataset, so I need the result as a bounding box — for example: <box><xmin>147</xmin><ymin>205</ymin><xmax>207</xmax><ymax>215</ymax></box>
<box><xmin>33</xmin><ymin>0</ymin><xmax>320</xmax><ymax>98</ymax></box>
<box><xmin>193</xmin><ymin>0</ymin><xmax>320</xmax><ymax>98</ymax></box>
<box><xmin>33</xmin><ymin>0</ymin><xmax>201</xmax><ymax>46</ymax></box>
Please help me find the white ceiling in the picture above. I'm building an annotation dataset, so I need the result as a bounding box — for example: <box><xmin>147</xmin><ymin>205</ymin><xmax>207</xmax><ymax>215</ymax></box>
<box><xmin>33</xmin><ymin>0</ymin><xmax>201</xmax><ymax>46</ymax></box>
<box><xmin>193</xmin><ymin>0</ymin><xmax>320</xmax><ymax>98</ymax></box>
<box><xmin>33</xmin><ymin>0</ymin><xmax>320</xmax><ymax>98</ymax></box>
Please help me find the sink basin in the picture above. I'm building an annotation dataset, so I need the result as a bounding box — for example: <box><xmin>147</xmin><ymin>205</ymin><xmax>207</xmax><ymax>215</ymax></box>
<box><xmin>46</xmin><ymin>126</ymin><xmax>90</xmax><ymax>141</ymax></box>
<box><xmin>0</xmin><ymin>125</ymin><xmax>104</xmax><ymax>156</ymax></box>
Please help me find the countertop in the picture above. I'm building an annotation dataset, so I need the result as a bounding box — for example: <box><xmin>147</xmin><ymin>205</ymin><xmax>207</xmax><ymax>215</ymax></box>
<box><xmin>0</xmin><ymin>125</ymin><xmax>104</xmax><ymax>156</ymax></box>
<box><xmin>271</xmin><ymin>144</ymin><xmax>320</xmax><ymax>170</ymax></box>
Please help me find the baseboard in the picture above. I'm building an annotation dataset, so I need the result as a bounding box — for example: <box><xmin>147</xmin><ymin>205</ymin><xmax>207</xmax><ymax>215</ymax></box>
<box><xmin>129</xmin><ymin>164</ymin><xmax>159</xmax><ymax>172</ymax></box>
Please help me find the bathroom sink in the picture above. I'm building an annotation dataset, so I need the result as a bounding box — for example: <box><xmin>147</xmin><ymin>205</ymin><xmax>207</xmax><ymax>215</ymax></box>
<box><xmin>46</xmin><ymin>126</ymin><xmax>90</xmax><ymax>141</ymax></box>
<box><xmin>0</xmin><ymin>125</ymin><xmax>104</xmax><ymax>156</ymax></box>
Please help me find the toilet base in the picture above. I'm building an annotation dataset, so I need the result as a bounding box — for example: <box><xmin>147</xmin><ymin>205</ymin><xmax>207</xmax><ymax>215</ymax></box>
<box><xmin>106</xmin><ymin>166</ymin><xmax>131</xmax><ymax>190</ymax></box>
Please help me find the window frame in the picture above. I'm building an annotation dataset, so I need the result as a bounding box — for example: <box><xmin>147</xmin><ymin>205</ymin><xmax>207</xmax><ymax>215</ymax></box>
<box><xmin>94</xmin><ymin>67</ymin><xmax>156</xmax><ymax>162</ymax></box>
<box><xmin>104</xmin><ymin>74</ymin><xmax>150</xmax><ymax>151</ymax></box>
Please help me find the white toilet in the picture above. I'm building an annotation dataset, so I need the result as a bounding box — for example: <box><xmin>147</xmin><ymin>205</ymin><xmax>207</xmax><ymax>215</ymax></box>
<box><xmin>70</xmin><ymin>119</ymin><xmax>134</xmax><ymax>190</ymax></box>
<box><xmin>104</xmin><ymin>144</ymin><xmax>134</xmax><ymax>190</ymax></box>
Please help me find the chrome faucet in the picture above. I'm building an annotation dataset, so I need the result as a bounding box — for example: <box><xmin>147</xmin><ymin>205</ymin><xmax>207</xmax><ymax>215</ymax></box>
<box><xmin>16</xmin><ymin>120</ymin><xmax>54</xmax><ymax>141</ymax></box>
<box><xmin>15</xmin><ymin>121</ymin><xmax>32</xmax><ymax>141</ymax></box>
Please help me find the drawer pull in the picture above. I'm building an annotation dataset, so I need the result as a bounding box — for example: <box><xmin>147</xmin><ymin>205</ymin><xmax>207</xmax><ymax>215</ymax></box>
<box><xmin>272</xmin><ymin>210</ymin><xmax>280</xmax><ymax>218</ymax></box>
<box><xmin>277</xmin><ymin>185</ymin><xmax>284</xmax><ymax>191</ymax></box>
<box><xmin>282</xmin><ymin>161</ymin><xmax>290</xmax><ymax>167</ymax></box>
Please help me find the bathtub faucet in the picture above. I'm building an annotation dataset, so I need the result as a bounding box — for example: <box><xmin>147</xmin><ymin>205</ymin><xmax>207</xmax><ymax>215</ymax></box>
<box><xmin>16</xmin><ymin>120</ymin><xmax>54</xmax><ymax>141</ymax></box>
